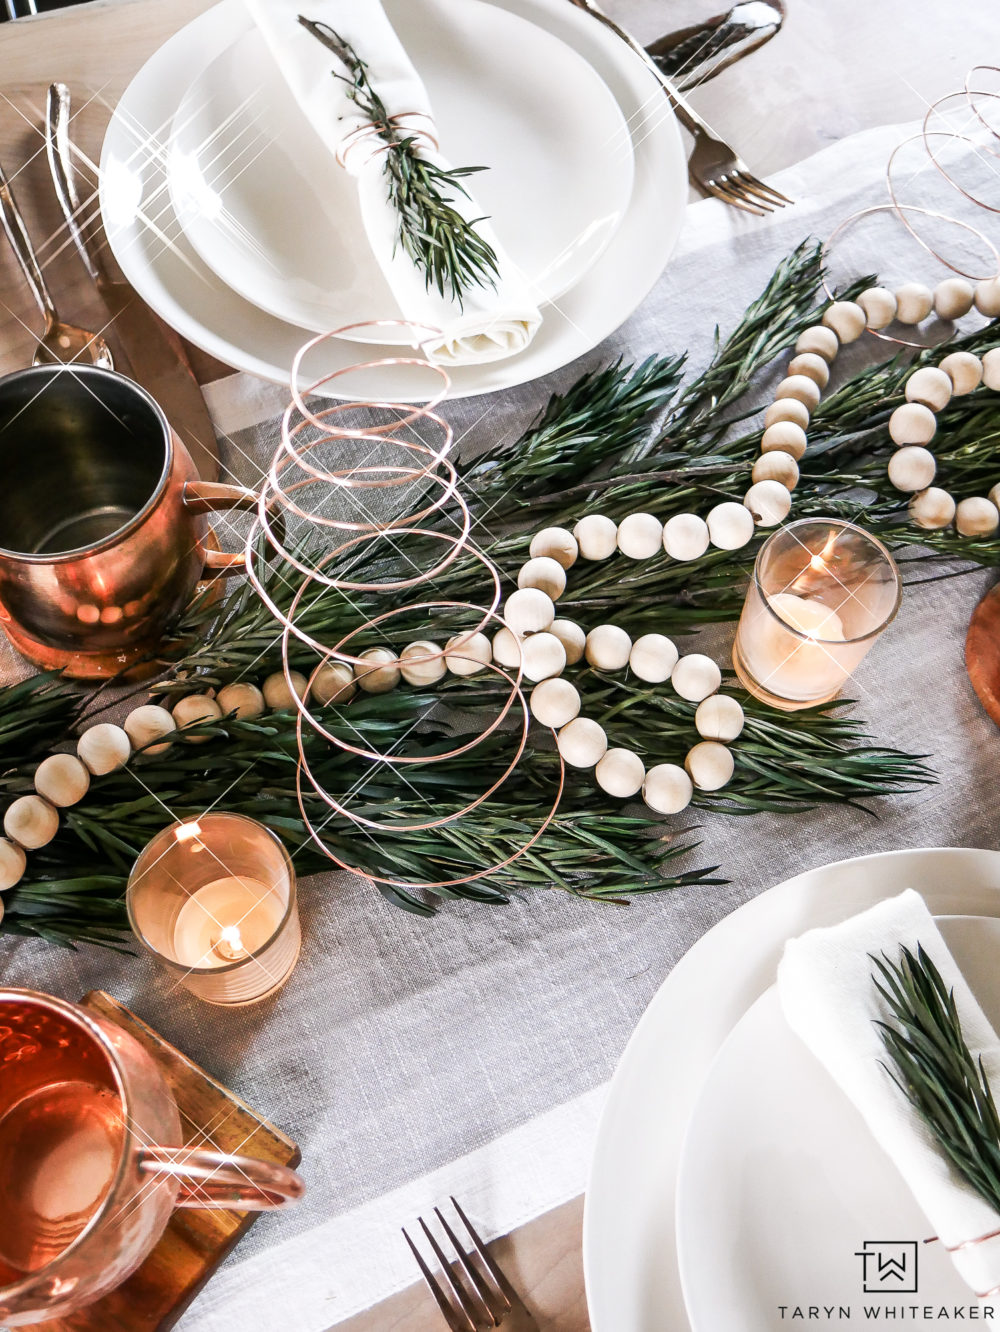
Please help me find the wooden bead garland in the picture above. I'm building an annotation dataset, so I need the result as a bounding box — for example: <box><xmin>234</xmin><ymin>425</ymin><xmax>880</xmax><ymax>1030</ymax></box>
<box><xmin>769</xmin><ymin>278</ymin><xmax>1000</xmax><ymax>537</ymax></box>
<box><xmin>881</xmin><ymin>348</ymin><xmax>1000</xmax><ymax>528</ymax></box>
<box><xmin>500</xmin><ymin>524</ymin><xmax>746</xmax><ymax>815</ymax></box>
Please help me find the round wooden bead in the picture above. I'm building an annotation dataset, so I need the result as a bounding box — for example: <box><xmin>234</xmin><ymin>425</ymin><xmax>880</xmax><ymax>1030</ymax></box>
<box><xmin>982</xmin><ymin>348</ymin><xmax>1000</xmax><ymax>392</ymax></box>
<box><xmin>616</xmin><ymin>512</ymin><xmax>663</xmax><ymax>560</ymax></box>
<box><xmin>642</xmin><ymin>763</ymin><xmax>693</xmax><ymax>815</ymax></box>
<box><xmin>216</xmin><ymin>682</ymin><xmax>266</xmax><ymax>718</ymax></box>
<box><xmin>744</xmin><ymin>480</ymin><xmax>792</xmax><ymax>527</ymax></box>
<box><xmin>356</xmin><ymin>649</ymin><xmax>401</xmax><ymax>693</ymax></box>
<box><xmin>529</xmin><ymin>678</ymin><xmax>581</xmax><ymax>729</ymax></box>
<box><xmin>529</xmin><ymin>526</ymin><xmax>578</xmax><ymax>570</ymax></box>
<box><xmin>775</xmin><ymin>375</ymin><xmax>821</xmax><ymax>410</ymax></box>
<box><xmin>518</xmin><ymin>556</ymin><xmax>566</xmax><ymax>600</ymax></box>
<box><xmin>492</xmin><ymin>627</ymin><xmax>524</xmax><ymax>668</ymax></box>
<box><xmin>0</xmin><ymin>838</ymin><xmax>25</xmax><ymax>891</ymax></box>
<box><xmin>662</xmin><ymin>513</ymin><xmax>709</xmax><ymax>562</ymax></box>
<box><xmin>706</xmin><ymin>502</ymin><xmax>755</xmax><ymax>551</ymax></box>
<box><xmin>444</xmin><ymin>632</ymin><xmax>491</xmax><ymax>677</ymax></box>
<box><xmin>34</xmin><ymin>753</ymin><xmax>90</xmax><ymax>807</ymax></box>
<box><xmin>5</xmin><ymin>794</ymin><xmax>59</xmax><ymax>849</ymax></box>
<box><xmin>124</xmin><ymin>705</ymin><xmax>177</xmax><ymax>756</ymax></box>
<box><xmin>764</xmin><ymin>398</ymin><xmax>810</xmax><ymax>430</ymax></box>
<box><xmin>521</xmin><ymin>632</ymin><xmax>567</xmax><ymax>683</ymax></box>
<box><xmin>77</xmin><ymin>722</ymin><xmax>131</xmax><ymax>776</ymax></box>
<box><xmin>760</xmin><ymin>421</ymin><xmax>806</xmax><ymax>460</ymax></box>
<box><xmin>857</xmin><ymin>286</ymin><xmax>897</xmax><ymax>330</ymax></box>
<box><xmin>262</xmin><ymin>671</ymin><xmax>308</xmax><ymax>710</ymax></box>
<box><xmin>888</xmin><ymin>402</ymin><xmax>937</xmax><ymax>446</ymax></box>
<box><xmin>794</xmin><ymin>325</ymin><xmax>839</xmax><ymax>362</ymax></box>
<box><xmin>934</xmin><ymin>277</ymin><xmax>975</xmax><ymax>321</ymax></box>
<box><xmin>504</xmin><ymin>588</ymin><xmax>555</xmax><ymax>635</ymax></box>
<box><xmin>888</xmin><ymin>446</ymin><xmax>936</xmax><ymax>493</ymax></box>
<box><xmin>822</xmin><ymin>301</ymin><xmax>865</xmax><ymax>343</ymax></box>
<box><xmin>311</xmin><ymin>664</ymin><xmax>356</xmax><ymax>705</ymax></box>
<box><xmin>173</xmin><ymin>694</ymin><xmax>223</xmax><ymax>739</ymax></box>
<box><xmin>752</xmin><ymin>450</ymin><xmax>799</xmax><ymax>490</ymax></box>
<box><xmin>549</xmin><ymin>619</ymin><xmax>586</xmax><ymax>666</ymax></box>
<box><xmin>905</xmin><ymin>367</ymin><xmax>952</xmax><ymax>411</ymax></box>
<box><xmin>787</xmin><ymin>352</ymin><xmax>830</xmax><ymax>389</ymax></box>
<box><xmin>557</xmin><ymin>717</ymin><xmax>608</xmax><ymax>769</ymax></box>
<box><xmin>940</xmin><ymin>350</ymin><xmax>983</xmax><ymax>395</ymax></box>
<box><xmin>909</xmin><ymin>487</ymin><xmax>956</xmax><ymax>530</ymax></box>
<box><xmin>400</xmin><ymin>641</ymin><xmax>447</xmax><ymax>686</ymax></box>
<box><xmin>573</xmin><ymin>514</ymin><xmax>618</xmax><ymax>561</ymax></box>
<box><xmin>685</xmin><ymin>740</ymin><xmax>735</xmax><ymax>791</ymax></box>
<box><xmin>894</xmin><ymin>282</ymin><xmax>933</xmax><ymax>325</ymax></box>
<box><xmin>671</xmin><ymin>653</ymin><xmax>722</xmax><ymax>703</ymax></box>
<box><xmin>956</xmin><ymin>496</ymin><xmax>1000</xmax><ymax>537</ymax></box>
<box><xmin>974</xmin><ymin>277</ymin><xmax>1000</xmax><ymax>318</ymax></box>
<box><xmin>695</xmin><ymin>695</ymin><xmax>745</xmax><ymax>742</ymax></box>
<box><xmin>585</xmin><ymin>625</ymin><xmax>632</xmax><ymax>672</ymax></box>
<box><xmin>629</xmin><ymin>633</ymin><xmax>679</xmax><ymax>683</ymax></box>
<box><xmin>595</xmin><ymin>748</ymin><xmax>645</xmax><ymax>799</ymax></box>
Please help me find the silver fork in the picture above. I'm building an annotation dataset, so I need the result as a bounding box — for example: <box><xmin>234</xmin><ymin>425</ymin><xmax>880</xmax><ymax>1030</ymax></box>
<box><xmin>403</xmin><ymin>1196</ymin><xmax>539</xmax><ymax>1331</ymax></box>
<box><xmin>567</xmin><ymin>0</ymin><xmax>792</xmax><ymax>216</ymax></box>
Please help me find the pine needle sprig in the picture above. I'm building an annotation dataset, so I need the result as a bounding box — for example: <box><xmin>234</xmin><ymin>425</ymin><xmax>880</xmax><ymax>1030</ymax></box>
<box><xmin>299</xmin><ymin>17</ymin><xmax>499</xmax><ymax>306</ymax></box>
<box><xmin>874</xmin><ymin>945</ymin><xmax>1000</xmax><ymax>1213</ymax></box>
<box><xmin>0</xmin><ymin>672</ymin><xmax>85</xmax><ymax>778</ymax></box>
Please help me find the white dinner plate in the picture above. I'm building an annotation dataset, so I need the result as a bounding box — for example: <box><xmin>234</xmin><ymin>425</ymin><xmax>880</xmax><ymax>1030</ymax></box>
<box><xmin>677</xmin><ymin>915</ymin><xmax>1000</xmax><ymax>1330</ymax></box>
<box><xmin>582</xmin><ymin>848</ymin><xmax>1000</xmax><ymax>1332</ymax></box>
<box><xmin>100</xmin><ymin>0</ymin><xmax>686</xmax><ymax>400</ymax></box>
<box><xmin>168</xmin><ymin>0</ymin><xmax>634</xmax><ymax>340</ymax></box>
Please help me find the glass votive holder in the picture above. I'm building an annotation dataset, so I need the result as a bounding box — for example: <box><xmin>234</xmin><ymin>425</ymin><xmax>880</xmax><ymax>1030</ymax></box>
<box><xmin>732</xmin><ymin>517</ymin><xmax>901</xmax><ymax>711</ymax></box>
<box><xmin>127</xmin><ymin>813</ymin><xmax>301</xmax><ymax>1005</ymax></box>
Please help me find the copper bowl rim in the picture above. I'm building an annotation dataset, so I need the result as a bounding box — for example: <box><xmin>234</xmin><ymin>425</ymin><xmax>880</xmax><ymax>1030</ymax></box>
<box><xmin>0</xmin><ymin>364</ymin><xmax>175</xmax><ymax>565</ymax></box>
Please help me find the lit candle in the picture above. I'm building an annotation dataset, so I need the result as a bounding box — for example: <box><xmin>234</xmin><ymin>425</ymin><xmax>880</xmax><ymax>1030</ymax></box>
<box><xmin>172</xmin><ymin>876</ymin><xmax>285</xmax><ymax>969</ymax></box>
<box><xmin>733</xmin><ymin>519</ymin><xmax>901</xmax><ymax>710</ymax></box>
<box><xmin>127</xmin><ymin>814</ymin><xmax>301</xmax><ymax>1005</ymax></box>
<box><xmin>744</xmin><ymin>591</ymin><xmax>848</xmax><ymax>701</ymax></box>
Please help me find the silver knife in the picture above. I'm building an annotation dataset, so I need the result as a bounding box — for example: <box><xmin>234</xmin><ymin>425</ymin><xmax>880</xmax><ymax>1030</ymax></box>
<box><xmin>45</xmin><ymin>82</ymin><xmax>220</xmax><ymax>482</ymax></box>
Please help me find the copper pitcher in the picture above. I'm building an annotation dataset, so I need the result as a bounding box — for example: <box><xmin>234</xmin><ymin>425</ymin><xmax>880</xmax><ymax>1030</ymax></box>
<box><xmin>0</xmin><ymin>989</ymin><xmax>304</xmax><ymax>1325</ymax></box>
<box><xmin>0</xmin><ymin>365</ymin><xmax>255</xmax><ymax>678</ymax></box>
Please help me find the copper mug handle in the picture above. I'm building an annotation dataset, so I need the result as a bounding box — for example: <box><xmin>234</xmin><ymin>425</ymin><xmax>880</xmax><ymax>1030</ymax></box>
<box><xmin>138</xmin><ymin>1145</ymin><xmax>305</xmax><ymax>1210</ymax></box>
<box><xmin>183</xmin><ymin>481</ymin><xmax>280</xmax><ymax>575</ymax></box>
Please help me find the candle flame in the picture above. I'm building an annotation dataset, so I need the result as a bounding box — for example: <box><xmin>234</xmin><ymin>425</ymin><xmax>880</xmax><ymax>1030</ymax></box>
<box><xmin>214</xmin><ymin>924</ymin><xmax>247</xmax><ymax>961</ymax></box>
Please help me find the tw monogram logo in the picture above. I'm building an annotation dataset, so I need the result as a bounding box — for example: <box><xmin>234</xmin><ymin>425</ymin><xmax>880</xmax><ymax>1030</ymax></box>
<box><xmin>854</xmin><ymin>1240</ymin><xmax>919</xmax><ymax>1294</ymax></box>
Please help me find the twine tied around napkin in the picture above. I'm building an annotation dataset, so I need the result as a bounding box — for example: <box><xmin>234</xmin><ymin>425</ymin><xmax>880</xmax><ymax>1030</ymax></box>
<box><xmin>777</xmin><ymin>889</ymin><xmax>1000</xmax><ymax>1299</ymax></box>
<box><xmin>244</xmin><ymin>0</ymin><xmax>542</xmax><ymax>366</ymax></box>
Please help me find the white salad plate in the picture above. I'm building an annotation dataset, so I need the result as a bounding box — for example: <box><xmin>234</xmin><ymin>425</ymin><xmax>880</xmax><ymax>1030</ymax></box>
<box><xmin>100</xmin><ymin>0</ymin><xmax>687</xmax><ymax>399</ymax></box>
<box><xmin>582</xmin><ymin>847</ymin><xmax>1000</xmax><ymax>1332</ymax></box>
<box><xmin>167</xmin><ymin>0</ymin><xmax>635</xmax><ymax>340</ymax></box>
<box><xmin>677</xmin><ymin>915</ymin><xmax>1000</xmax><ymax>1331</ymax></box>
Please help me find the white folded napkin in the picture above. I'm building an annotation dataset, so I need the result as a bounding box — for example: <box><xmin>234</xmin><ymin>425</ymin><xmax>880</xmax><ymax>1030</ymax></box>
<box><xmin>778</xmin><ymin>889</ymin><xmax>1000</xmax><ymax>1298</ymax></box>
<box><xmin>245</xmin><ymin>0</ymin><xmax>542</xmax><ymax>366</ymax></box>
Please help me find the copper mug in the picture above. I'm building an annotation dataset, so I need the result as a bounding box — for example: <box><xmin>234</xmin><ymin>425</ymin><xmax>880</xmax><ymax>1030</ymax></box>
<box><xmin>0</xmin><ymin>989</ymin><xmax>305</xmax><ymax>1325</ymax></box>
<box><xmin>0</xmin><ymin>365</ymin><xmax>256</xmax><ymax>678</ymax></box>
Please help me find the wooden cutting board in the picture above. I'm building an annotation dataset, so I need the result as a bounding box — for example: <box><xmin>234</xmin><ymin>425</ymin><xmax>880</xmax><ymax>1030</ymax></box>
<box><xmin>30</xmin><ymin>990</ymin><xmax>301</xmax><ymax>1332</ymax></box>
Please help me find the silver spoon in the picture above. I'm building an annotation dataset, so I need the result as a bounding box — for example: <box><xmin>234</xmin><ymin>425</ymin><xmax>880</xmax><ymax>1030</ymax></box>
<box><xmin>647</xmin><ymin>0</ymin><xmax>786</xmax><ymax>92</ymax></box>
<box><xmin>0</xmin><ymin>157</ymin><xmax>114</xmax><ymax>369</ymax></box>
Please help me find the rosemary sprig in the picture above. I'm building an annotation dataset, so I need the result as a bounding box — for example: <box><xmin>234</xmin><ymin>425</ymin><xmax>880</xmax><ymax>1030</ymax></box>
<box><xmin>299</xmin><ymin>17</ymin><xmax>499</xmax><ymax>306</ymax></box>
<box><xmin>874</xmin><ymin>945</ymin><xmax>1000</xmax><ymax>1213</ymax></box>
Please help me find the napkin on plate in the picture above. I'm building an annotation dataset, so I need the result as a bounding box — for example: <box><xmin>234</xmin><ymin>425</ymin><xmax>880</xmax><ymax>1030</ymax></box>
<box><xmin>244</xmin><ymin>0</ymin><xmax>542</xmax><ymax>367</ymax></box>
<box><xmin>778</xmin><ymin>889</ymin><xmax>1000</xmax><ymax>1297</ymax></box>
